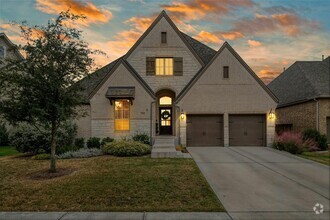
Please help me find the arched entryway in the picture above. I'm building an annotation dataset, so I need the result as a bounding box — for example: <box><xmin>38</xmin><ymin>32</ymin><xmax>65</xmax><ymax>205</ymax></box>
<box><xmin>156</xmin><ymin>89</ymin><xmax>176</xmax><ymax>135</ymax></box>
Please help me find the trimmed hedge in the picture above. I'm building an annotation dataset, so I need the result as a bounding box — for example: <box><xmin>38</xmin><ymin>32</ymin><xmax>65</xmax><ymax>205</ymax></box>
<box><xmin>87</xmin><ymin>137</ymin><xmax>101</xmax><ymax>149</ymax></box>
<box><xmin>132</xmin><ymin>132</ymin><xmax>150</xmax><ymax>145</ymax></box>
<box><xmin>102</xmin><ymin>140</ymin><xmax>151</xmax><ymax>157</ymax></box>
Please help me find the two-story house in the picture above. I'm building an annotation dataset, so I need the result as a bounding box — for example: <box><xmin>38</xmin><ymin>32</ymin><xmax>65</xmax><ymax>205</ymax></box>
<box><xmin>76</xmin><ymin>11</ymin><xmax>278</xmax><ymax>157</ymax></box>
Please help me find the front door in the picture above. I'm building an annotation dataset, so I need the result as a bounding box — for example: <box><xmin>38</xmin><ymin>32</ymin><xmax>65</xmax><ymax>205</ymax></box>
<box><xmin>159</xmin><ymin>107</ymin><xmax>172</xmax><ymax>135</ymax></box>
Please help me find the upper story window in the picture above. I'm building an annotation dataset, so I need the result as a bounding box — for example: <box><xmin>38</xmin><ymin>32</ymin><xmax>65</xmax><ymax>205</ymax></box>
<box><xmin>114</xmin><ymin>99</ymin><xmax>130</xmax><ymax>131</ymax></box>
<box><xmin>156</xmin><ymin>58</ymin><xmax>173</xmax><ymax>75</ymax></box>
<box><xmin>0</xmin><ymin>46</ymin><xmax>6</xmax><ymax>58</ymax></box>
<box><xmin>161</xmin><ymin>32</ymin><xmax>167</xmax><ymax>44</ymax></box>
<box><xmin>223</xmin><ymin>66</ymin><xmax>229</xmax><ymax>78</ymax></box>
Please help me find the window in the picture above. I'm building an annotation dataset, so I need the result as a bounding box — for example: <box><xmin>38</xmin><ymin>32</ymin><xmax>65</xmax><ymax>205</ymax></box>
<box><xmin>161</xmin><ymin>32</ymin><xmax>167</xmax><ymax>44</ymax></box>
<box><xmin>115</xmin><ymin>100</ymin><xmax>130</xmax><ymax>131</ymax></box>
<box><xmin>159</xmin><ymin>96</ymin><xmax>172</xmax><ymax>105</ymax></box>
<box><xmin>223</xmin><ymin>66</ymin><xmax>229</xmax><ymax>78</ymax></box>
<box><xmin>156</xmin><ymin>58</ymin><xmax>173</xmax><ymax>75</ymax></box>
<box><xmin>0</xmin><ymin>46</ymin><xmax>6</xmax><ymax>58</ymax></box>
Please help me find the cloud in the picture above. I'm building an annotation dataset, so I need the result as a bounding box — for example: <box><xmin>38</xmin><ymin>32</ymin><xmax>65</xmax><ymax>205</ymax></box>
<box><xmin>125</xmin><ymin>16</ymin><xmax>153</xmax><ymax>32</ymax></box>
<box><xmin>217</xmin><ymin>31</ymin><xmax>244</xmax><ymax>40</ymax></box>
<box><xmin>194</xmin><ymin>30</ymin><xmax>223</xmax><ymax>45</ymax></box>
<box><xmin>233</xmin><ymin>12</ymin><xmax>320</xmax><ymax>37</ymax></box>
<box><xmin>247</xmin><ymin>40</ymin><xmax>262</xmax><ymax>47</ymax></box>
<box><xmin>35</xmin><ymin>0</ymin><xmax>112</xmax><ymax>26</ymax></box>
<box><xmin>161</xmin><ymin>0</ymin><xmax>253</xmax><ymax>21</ymax></box>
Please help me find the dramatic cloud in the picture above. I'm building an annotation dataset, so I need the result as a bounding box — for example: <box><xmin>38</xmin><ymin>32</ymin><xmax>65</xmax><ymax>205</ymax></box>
<box><xmin>194</xmin><ymin>30</ymin><xmax>223</xmax><ymax>45</ymax></box>
<box><xmin>125</xmin><ymin>16</ymin><xmax>153</xmax><ymax>32</ymax></box>
<box><xmin>162</xmin><ymin>0</ymin><xmax>253</xmax><ymax>21</ymax></box>
<box><xmin>247</xmin><ymin>40</ymin><xmax>262</xmax><ymax>47</ymax></box>
<box><xmin>217</xmin><ymin>31</ymin><xmax>244</xmax><ymax>40</ymax></box>
<box><xmin>233</xmin><ymin>12</ymin><xmax>319</xmax><ymax>37</ymax></box>
<box><xmin>35</xmin><ymin>0</ymin><xmax>112</xmax><ymax>26</ymax></box>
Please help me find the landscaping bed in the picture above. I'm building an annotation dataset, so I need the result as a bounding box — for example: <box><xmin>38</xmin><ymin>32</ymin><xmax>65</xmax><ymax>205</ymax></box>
<box><xmin>299</xmin><ymin>151</ymin><xmax>330</xmax><ymax>166</ymax></box>
<box><xmin>0</xmin><ymin>156</ymin><xmax>224</xmax><ymax>212</ymax></box>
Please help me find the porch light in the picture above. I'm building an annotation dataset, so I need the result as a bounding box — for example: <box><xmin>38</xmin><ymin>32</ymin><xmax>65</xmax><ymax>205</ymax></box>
<box><xmin>269</xmin><ymin>109</ymin><xmax>275</xmax><ymax>119</ymax></box>
<box><xmin>180</xmin><ymin>110</ymin><xmax>185</xmax><ymax>119</ymax></box>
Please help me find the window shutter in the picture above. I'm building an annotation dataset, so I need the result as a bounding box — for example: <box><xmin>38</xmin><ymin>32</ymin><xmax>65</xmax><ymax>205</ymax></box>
<box><xmin>174</xmin><ymin>57</ymin><xmax>183</xmax><ymax>76</ymax></box>
<box><xmin>223</xmin><ymin>66</ymin><xmax>229</xmax><ymax>78</ymax></box>
<box><xmin>146</xmin><ymin>57</ymin><xmax>155</xmax><ymax>75</ymax></box>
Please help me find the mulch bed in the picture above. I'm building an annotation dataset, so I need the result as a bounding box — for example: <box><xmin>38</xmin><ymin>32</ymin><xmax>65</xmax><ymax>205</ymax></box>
<box><xmin>28</xmin><ymin>168</ymin><xmax>75</xmax><ymax>180</ymax></box>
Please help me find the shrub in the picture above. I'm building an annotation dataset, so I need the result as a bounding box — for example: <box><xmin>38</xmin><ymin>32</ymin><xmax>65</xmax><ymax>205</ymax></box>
<box><xmin>9</xmin><ymin>122</ymin><xmax>77</xmax><ymax>154</ymax></box>
<box><xmin>132</xmin><ymin>132</ymin><xmax>150</xmax><ymax>145</ymax></box>
<box><xmin>273</xmin><ymin>131</ymin><xmax>318</xmax><ymax>154</ymax></box>
<box><xmin>56</xmin><ymin>146</ymin><xmax>83</xmax><ymax>155</ymax></box>
<box><xmin>103</xmin><ymin>140</ymin><xmax>151</xmax><ymax>157</ymax></box>
<box><xmin>74</xmin><ymin>138</ymin><xmax>85</xmax><ymax>148</ymax></box>
<box><xmin>303</xmin><ymin>129</ymin><xmax>328</xmax><ymax>151</ymax></box>
<box><xmin>57</xmin><ymin>148</ymin><xmax>102</xmax><ymax>159</ymax></box>
<box><xmin>31</xmin><ymin>154</ymin><xmax>51</xmax><ymax>160</ymax></box>
<box><xmin>0</xmin><ymin>123</ymin><xmax>10</xmax><ymax>146</ymax></box>
<box><xmin>87</xmin><ymin>137</ymin><xmax>101</xmax><ymax>149</ymax></box>
<box><xmin>101</xmin><ymin>137</ymin><xmax>114</xmax><ymax>147</ymax></box>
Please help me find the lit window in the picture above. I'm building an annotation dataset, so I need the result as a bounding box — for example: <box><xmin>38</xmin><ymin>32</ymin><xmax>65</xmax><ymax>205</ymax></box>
<box><xmin>115</xmin><ymin>100</ymin><xmax>130</xmax><ymax>131</ymax></box>
<box><xmin>159</xmin><ymin>96</ymin><xmax>172</xmax><ymax>105</ymax></box>
<box><xmin>156</xmin><ymin>58</ymin><xmax>173</xmax><ymax>75</ymax></box>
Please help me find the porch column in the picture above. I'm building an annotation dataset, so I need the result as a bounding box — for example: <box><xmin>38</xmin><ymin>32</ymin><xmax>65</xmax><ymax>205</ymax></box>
<box><xmin>224</xmin><ymin>113</ymin><xmax>229</xmax><ymax>147</ymax></box>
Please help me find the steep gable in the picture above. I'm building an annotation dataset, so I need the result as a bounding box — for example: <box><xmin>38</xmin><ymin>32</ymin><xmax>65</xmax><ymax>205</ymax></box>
<box><xmin>177</xmin><ymin>42</ymin><xmax>278</xmax><ymax>103</ymax></box>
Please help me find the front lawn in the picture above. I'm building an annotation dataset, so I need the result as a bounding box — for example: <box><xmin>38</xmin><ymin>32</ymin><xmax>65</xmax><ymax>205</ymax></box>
<box><xmin>0</xmin><ymin>156</ymin><xmax>224</xmax><ymax>212</ymax></box>
<box><xmin>299</xmin><ymin>151</ymin><xmax>330</xmax><ymax>166</ymax></box>
<box><xmin>0</xmin><ymin>146</ymin><xmax>19</xmax><ymax>157</ymax></box>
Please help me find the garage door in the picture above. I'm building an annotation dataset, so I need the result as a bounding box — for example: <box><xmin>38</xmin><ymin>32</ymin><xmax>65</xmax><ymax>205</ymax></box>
<box><xmin>187</xmin><ymin>115</ymin><xmax>223</xmax><ymax>146</ymax></box>
<box><xmin>229</xmin><ymin>115</ymin><xmax>266</xmax><ymax>146</ymax></box>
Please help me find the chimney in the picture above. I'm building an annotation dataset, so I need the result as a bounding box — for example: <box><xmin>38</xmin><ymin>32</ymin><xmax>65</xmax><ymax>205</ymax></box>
<box><xmin>322</xmin><ymin>55</ymin><xmax>324</xmax><ymax>61</ymax></box>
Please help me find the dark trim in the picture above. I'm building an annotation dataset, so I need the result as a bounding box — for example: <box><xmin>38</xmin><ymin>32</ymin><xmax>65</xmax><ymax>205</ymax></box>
<box><xmin>176</xmin><ymin>42</ymin><xmax>279</xmax><ymax>103</ymax></box>
<box><xmin>123</xmin><ymin>10</ymin><xmax>205</xmax><ymax>66</ymax></box>
<box><xmin>0</xmin><ymin>33</ymin><xmax>24</xmax><ymax>60</ymax></box>
<box><xmin>88</xmin><ymin>58</ymin><xmax>155</xmax><ymax>100</ymax></box>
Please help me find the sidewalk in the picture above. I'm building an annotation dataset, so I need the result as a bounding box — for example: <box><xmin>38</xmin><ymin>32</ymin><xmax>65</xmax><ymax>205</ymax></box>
<box><xmin>0</xmin><ymin>212</ymin><xmax>232</xmax><ymax>220</ymax></box>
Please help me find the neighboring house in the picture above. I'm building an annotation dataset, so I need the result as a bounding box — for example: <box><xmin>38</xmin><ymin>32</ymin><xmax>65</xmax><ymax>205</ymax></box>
<box><xmin>0</xmin><ymin>32</ymin><xmax>24</xmax><ymax>68</ymax></box>
<box><xmin>76</xmin><ymin>11</ymin><xmax>278</xmax><ymax>156</ymax></box>
<box><xmin>268</xmin><ymin>57</ymin><xmax>330</xmax><ymax>142</ymax></box>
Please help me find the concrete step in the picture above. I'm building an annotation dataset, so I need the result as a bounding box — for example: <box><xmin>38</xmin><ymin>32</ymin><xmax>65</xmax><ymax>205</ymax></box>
<box><xmin>151</xmin><ymin>148</ymin><xmax>183</xmax><ymax>158</ymax></box>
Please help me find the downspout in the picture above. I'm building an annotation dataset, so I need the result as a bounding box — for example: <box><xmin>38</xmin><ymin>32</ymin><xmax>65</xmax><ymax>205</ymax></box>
<box><xmin>314</xmin><ymin>98</ymin><xmax>319</xmax><ymax>131</ymax></box>
<box><xmin>150</xmin><ymin>101</ymin><xmax>155</xmax><ymax>146</ymax></box>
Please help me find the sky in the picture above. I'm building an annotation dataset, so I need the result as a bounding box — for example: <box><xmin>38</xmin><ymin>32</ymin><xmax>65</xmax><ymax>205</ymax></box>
<box><xmin>0</xmin><ymin>0</ymin><xmax>329</xmax><ymax>84</ymax></box>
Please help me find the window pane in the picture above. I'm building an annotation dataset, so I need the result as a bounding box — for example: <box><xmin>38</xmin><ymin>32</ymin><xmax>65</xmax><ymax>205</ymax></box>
<box><xmin>159</xmin><ymin>96</ymin><xmax>172</xmax><ymax>105</ymax></box>
<box><xmin>156</xmin><ymin>58</ymin><xmax>173</xmax><ymax>75</ymax></box>
<box><xmin>114</xmin><ymin>100</ymin><xmax>130</xmax><ymax>131</ymax></box>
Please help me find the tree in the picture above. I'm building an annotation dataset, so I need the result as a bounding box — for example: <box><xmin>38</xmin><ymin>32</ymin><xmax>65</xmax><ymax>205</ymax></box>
<box><xmin>0</xmin><ymin>11</ymin><xmax>101</xmax><ymax>172</ymax></box>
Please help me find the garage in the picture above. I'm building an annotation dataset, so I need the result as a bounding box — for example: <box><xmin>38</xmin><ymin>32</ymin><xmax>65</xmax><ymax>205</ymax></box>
<box><xmin>229</xmin><ymin>114</ymin><xmax>266</xmax><ymax>146</ymax></box>
<box><xmin>187</xmin><ymin>115</ymin><xmax>223</xmax><ymax>146</ymax></box>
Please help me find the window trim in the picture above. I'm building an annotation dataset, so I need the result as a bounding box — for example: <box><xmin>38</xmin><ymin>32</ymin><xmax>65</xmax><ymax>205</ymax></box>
<box><xmin>223</xmin><ymin>66</ymin><xmax>229</xmax><ymax>79</ymax></box>
<box><xmin>155</xmin><ymin>57</ymin><xmax>174</xmax><ymax>76</ymax></box>
<box><xmin>161</xmin><ymin>32</ymin><xmax>167</xmax><ymax>44</ymax></box>
<box><xmin>114</xmin><ymin>99</ymin><xmax>130</xmax><ymax>132</ymax></box>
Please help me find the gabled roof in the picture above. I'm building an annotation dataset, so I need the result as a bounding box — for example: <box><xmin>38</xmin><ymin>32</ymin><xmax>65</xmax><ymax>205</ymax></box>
<box><xmin>0</xmin><ymin>32</ymin><xmax>24</xmax><ymax>59</ymax></box>
<box><xmin>124</xmin><ymin>10</ymin><xmax>205</xmax><ymax>66</ymax></box>
<box><xmin>82</xmin><ymin>57</ymin><xmax>155</xmax><ymax>103</ymax></box>
<box><xmin>268</xmin><ymin>57</ymin><xmax>330</xmax><ymax>107</ymax></box>
<box><xmin>176</xmin><ymin>42</ymin><xmax>279</xmax><ymax>103</ymax></box>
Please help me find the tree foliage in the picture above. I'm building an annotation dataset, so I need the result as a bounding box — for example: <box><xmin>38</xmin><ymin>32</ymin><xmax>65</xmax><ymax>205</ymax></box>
<box><xmin>0</xmin><ymin>11</ymin><xmax>102</xmax><ymax>172</ymax></box>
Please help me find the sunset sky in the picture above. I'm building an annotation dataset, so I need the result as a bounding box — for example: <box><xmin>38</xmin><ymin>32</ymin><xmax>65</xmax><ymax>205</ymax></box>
<box><xmin>1</xmin><ymin>0</ymin><xmax>329</xmax><ymax>84</ymax></box>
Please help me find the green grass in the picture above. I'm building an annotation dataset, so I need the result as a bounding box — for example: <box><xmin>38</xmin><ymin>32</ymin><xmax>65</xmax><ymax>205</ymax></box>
<box><xmin>299</xmin><ymin>151</ymin><xmax>330</xmax><ymax>166</ymax></box>
<box><xmin>0</xmin><ymin>146</ymin><xmax>19</xmax><ymax>157</ymax></box>
<box><xmin>0</xmin><ymin>156</ymin><xmax>224</xmax><ymax>212</ymax></box>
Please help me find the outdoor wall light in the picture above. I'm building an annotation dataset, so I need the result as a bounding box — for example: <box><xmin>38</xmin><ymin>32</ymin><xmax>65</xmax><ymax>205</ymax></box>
<box><xmin>180</xmin><ymin>110</ymin><xmax>185</xmax><ymax>119</ymax></box>
<box><xmin>269</xmin><ymin>109</ymin><xmax>275</xmax><ymax>119</ymax></box>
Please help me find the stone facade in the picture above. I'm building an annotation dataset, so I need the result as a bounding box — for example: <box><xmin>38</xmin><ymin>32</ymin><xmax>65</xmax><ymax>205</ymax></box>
<box><xmin>275</xmin><ymin>98</ymin><xmax>330</xmax><ymax>136</ymax></box>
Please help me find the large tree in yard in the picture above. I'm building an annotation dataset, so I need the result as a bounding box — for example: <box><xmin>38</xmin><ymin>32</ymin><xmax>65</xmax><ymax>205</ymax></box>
<box><xmin>0</xmin><ymin>11</ymin><xmax>100</xmax><ymax>172</ymax></box>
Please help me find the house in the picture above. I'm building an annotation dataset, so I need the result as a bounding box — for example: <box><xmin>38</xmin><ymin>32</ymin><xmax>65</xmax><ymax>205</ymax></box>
<box><xmin>0</xmin><ymin>33</ymin><xmax>24</xmax><ymax>68</ymax></box>
<box><xmin>268</xmin><ymin>57</ymin><xmax>330</xmax><ymax>142</ymax></box>
<box><xmin>76</xmin><ymin>11</ymin><xmax>278</xmax><ymax>156</ymax></box>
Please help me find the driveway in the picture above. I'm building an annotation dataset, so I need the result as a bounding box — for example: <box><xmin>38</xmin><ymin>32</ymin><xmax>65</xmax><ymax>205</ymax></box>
<box><xmin>188</xmin><ymin>147</ymin><xmax>330</xmax><ymax>220</ymax></box>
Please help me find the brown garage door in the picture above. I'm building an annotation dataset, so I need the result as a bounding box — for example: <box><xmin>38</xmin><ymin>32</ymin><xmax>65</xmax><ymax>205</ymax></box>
<box><xmin>187</xmin><ymin>115</ymin><xmax>223</xmax><ymax>146</ymax></box>
<box><xmin>229</xmin><ymin>115</ymin><xmax>266</xmax><ymax>146</ymax></box>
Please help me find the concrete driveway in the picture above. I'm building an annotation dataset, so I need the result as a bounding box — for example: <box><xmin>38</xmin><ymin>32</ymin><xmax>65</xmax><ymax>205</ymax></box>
<box><xmin>188</xmin><ymin>147</ymin><xmax>330</xmax><ymax>220</ymax></box>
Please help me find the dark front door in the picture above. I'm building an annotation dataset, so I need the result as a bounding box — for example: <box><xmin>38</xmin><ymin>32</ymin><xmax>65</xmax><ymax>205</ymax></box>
<box><xmin>159</xmin><ymin>107</ymin><xmax>172</xmax><ymax>135</ymax></box>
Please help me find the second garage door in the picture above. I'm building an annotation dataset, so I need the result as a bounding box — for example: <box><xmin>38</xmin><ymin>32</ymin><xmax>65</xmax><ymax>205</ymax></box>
<box><xmin>187</xmin><ymin>115</ymin><xmax>223</xmax><ymax>146</ymax></box>
<box><xmin>229</xmin><ymin>114</ymin><xmax>266</xmax><ymax>146</ymax></box>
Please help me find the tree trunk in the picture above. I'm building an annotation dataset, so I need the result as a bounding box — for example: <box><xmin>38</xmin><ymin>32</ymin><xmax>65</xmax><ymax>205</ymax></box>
<box><xmin>49</xmin><ymin>121</ymin><xmax>58</xmax><ymax>173</ymax></box>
